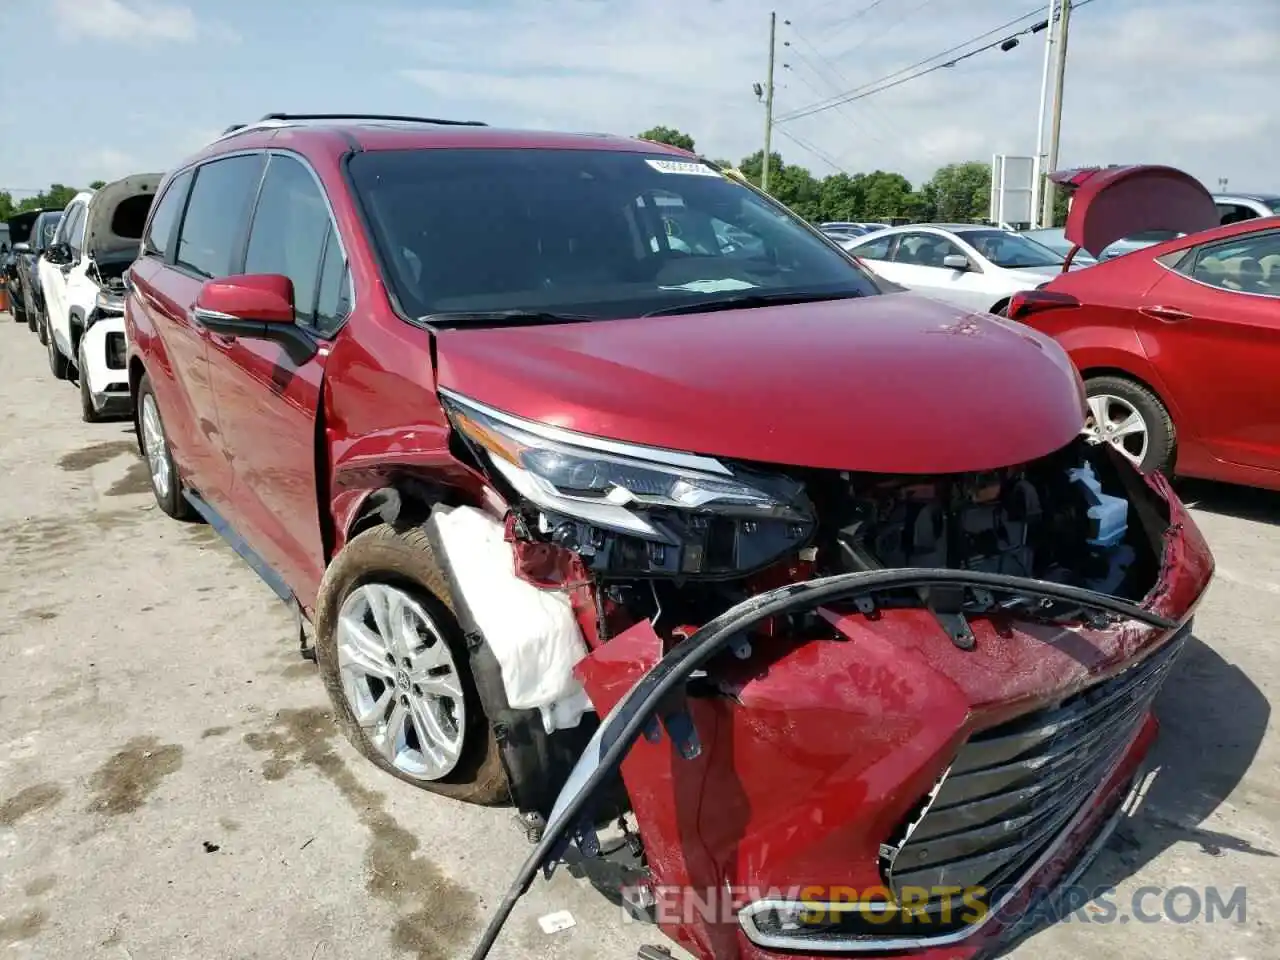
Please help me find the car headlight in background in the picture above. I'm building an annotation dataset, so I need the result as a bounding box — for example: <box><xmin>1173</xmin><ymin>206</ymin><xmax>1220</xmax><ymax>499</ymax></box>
<box><xmin>94</xmin><ymin>290</ymin><xmax>125</xmax><ymax>315</ymax></box>
<box><xmin>441</xmin><ymin>390</ymin><xmax>814</xmax><ymax>576</ymax></box>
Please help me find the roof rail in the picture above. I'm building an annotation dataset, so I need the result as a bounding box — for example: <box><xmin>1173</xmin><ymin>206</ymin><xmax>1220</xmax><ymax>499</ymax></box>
<box><xmin>257</xmin><ymin>112</ymin><xmax>487</xmax><ymax>127</ymax></box>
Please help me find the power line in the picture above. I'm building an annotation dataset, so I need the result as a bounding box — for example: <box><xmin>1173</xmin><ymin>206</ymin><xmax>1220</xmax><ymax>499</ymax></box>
<box><xmin>823</xmin><ymin>0</ymin><xmax>891</xmax><ymax>45</ymax></box>
<box><xmin>825</xmin><ymin>0</ymin><xmax>939</xmax><ymax>64</ymax></box>
<box><xmin>777</xmin><ymin>0</ymin><xmax>1099</xmax><ymax>124</ymax></box>
<box><xmin>774</xmin><ymin>127</ymin><xmax>856</xmax><ymax>177</ymax></box>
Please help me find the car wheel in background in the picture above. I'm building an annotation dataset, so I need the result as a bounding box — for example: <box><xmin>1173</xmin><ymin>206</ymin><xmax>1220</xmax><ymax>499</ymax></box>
<box><xmin>135</xmin><ymin>373</ymin><xmax>192</xmax><ymax>519</ymax></box>
<box><xmin>1082</xmin><ymin>375</ymin><xmax>1175</xmax><ymax>476</ymax></box>
<box><xmin>36</xmin><ymin>304</ymin><xmax>49</xmax><ymax>345</ymax></box>
<box><xmin>47</xmin><ymin>328</ymin><xmax>70</xmax><ymax>379</ymax></box>
<box><xmin>78</xmin><ymin>343</ymin><xmax>103</xmax><ymax>423</ymax></box>
<box><xmin>313</xmin><ymin>522</ymin><xmax>508</xmax><ymax>803</ymax></box>
<box><xmin>26</xmin><ymin>302</ymin><xmax>37</xmax><ymax>332</ymax></box>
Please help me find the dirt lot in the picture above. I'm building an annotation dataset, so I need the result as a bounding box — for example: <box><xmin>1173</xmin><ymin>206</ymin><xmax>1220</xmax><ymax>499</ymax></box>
<box><xmin>0</xmin><ymin>313</ymin><xmax>1276</xmax><ymax>960</ymax></box>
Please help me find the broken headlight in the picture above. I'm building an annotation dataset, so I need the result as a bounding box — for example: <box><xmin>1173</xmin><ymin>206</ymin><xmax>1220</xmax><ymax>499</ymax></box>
<box><xmin>441</xmin><ymin>390</ymin><xmax>814</xmax><ymax>577</ymax></box>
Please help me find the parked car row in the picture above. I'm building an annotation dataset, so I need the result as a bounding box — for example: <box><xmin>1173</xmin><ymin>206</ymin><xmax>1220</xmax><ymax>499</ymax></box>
<box><xmin>8</xmin><ymin>175</ymin><xmax>159</xmax><ymax>422</ymax></box>
<box><xmin>838</xmin><ymin>166</ymin><xmax>1280</xmax><ymax>491</ymax></box>
<box><xmin>10</xmin><ymin>117</ymin><xmax>1220</xmax><ymax>959</ymax></box>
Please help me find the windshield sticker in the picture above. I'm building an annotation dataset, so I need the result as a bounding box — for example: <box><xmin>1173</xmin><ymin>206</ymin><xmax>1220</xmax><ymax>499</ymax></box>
<box><xmin>644</xmin><ymin>158</ymin><xmax>722</xmax><ymax>177</ymax></box>
<box><xmin>659</xmin><ymin>278</ymin><xmax>758</xmax><ymax>294</ymax></box>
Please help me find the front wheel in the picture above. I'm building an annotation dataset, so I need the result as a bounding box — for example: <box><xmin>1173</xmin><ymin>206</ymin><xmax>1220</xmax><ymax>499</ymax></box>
<box><xmin>314</xmin><ymin>523</ymin><xmax>508</xmax><ymax>803</ymax></box>
<box><xmin>1082</xmin><ymin>375</ymin><xmax>1175</xmax><ymax>476</ymax></box>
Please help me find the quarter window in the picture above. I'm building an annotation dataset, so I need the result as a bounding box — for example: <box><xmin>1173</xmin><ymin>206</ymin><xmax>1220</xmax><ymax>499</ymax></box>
<box><xmin>176</xmin><ymin>154</ymin><xmax>265</xmax><ymax>279</ymax></box>
<box><xmin>144</xmin><ymin>170</ymin><xmax>192</xmax><ymax>259</ymax></box>
<box><xmin>313</xmin><ymin>224</ymin><xmax>352</xmax><ymax>336</ymax></box>
<box><xmin>65</xmin><ymin>205</ymin><xmax>86</xmax><ymax>259</ymax></box>
<box><xmin>851</xmin><ymin>234</ymin><xmax>893</xmax><ymax>260</ymax></box>
<box><xmin>244</xmin><ymin>155</ymin><xmax>334</xmax><ymax>324</ymax></box>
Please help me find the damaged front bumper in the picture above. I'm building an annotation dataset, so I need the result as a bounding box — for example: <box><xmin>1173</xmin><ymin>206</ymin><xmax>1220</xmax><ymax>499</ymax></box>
<box><xmin>468</xmin><ymin>473</ymin><xmax>1212</xmax><ymax>960</ymax></box>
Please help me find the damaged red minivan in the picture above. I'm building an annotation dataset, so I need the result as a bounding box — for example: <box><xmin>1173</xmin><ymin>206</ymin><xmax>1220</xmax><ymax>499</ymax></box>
<box><xmin>124</xmin><ymin>115</ymin><xmax>1213</xmax><ymax>960</ymax></box>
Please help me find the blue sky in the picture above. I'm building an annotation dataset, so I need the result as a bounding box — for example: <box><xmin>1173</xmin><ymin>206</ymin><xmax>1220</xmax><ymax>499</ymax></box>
<box><xmin>3</xmin><ymin>0</ymin><xmax>1276</xmax><ymax>198</ymax></box>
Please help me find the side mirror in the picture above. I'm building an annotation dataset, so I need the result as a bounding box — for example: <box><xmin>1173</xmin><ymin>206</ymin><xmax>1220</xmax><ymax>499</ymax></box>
<box><xmin>44</xmin><ymin>242</ymin><xmax>70</xmax><ymax>265</ymax></box>
<box><xmin>13</xmin><ymin>242</ymin><xmax>30</xmax><ymax>255</ymax></box>
<box><xmin>942</xmin><ymin>254</ymin><xmax>971</xmax><ymax>271</ymax></box>
<box><xmin>192</xmin><ymin>273</ymin><xmax>316</xmax><ymax>361</ymax></box>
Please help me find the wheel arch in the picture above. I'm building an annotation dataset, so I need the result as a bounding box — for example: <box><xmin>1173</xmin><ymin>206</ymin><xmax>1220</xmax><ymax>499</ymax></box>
<box><xmin>989</xmin><ymin>296</ymin><xmax>1011</xmax><ymax>316</ymax></box>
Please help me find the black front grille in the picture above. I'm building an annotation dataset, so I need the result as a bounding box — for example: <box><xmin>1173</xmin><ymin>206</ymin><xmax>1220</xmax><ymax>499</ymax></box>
<box><xmin>887</xmin><ymin>627</ymin><xmax>1188</xmax><ymax>901</ymax></box>
<box><xmin>106</xmin><ymin>332</ymin><xmax>126</xmax><ymax>370</ymax></box>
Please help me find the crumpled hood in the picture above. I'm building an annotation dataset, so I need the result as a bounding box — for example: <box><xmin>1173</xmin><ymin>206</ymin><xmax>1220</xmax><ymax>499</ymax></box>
<box><xmin>435</xmin><ymin>294</ymin><xmax>1087</xmax><ymax>474</ymax></box>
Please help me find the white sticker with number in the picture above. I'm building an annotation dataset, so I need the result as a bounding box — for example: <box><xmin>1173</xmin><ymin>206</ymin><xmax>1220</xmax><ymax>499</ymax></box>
<box><xmin>644</xmin><ymin>158</ymin><xmax>722</xmax><ymax>177</ymax></box>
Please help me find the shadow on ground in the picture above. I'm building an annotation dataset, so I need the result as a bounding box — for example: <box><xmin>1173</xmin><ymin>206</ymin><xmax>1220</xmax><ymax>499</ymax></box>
<box><xmin>1176</xmin><ymin>477</ymin><xmax>1280</xmax><ymax>527</ymax></box>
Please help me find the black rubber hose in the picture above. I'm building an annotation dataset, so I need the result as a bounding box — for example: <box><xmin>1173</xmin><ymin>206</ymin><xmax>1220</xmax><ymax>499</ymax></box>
<box><xmin>467</xmin><ymin>567</ymin><xmax>1180</xmax><ymax>960</ymax></box>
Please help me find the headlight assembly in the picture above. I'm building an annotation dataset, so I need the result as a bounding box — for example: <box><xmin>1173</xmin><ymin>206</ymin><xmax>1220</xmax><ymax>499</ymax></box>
<box><xmin>441</xmin><ymin>389</ymin><xmax>814</xmax><ymax>577</ymax></box>
<box><xmin>94</xmin><ymin>290</ymin><xmax>125</xmax><ymax>315</ymax></box>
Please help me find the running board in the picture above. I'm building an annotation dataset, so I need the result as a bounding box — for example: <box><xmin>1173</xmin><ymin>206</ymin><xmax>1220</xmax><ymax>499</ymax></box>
<box><xmin>182</xmin><ymin>489</ymin><xmax>295</xmax><ymax>603</ymax></box>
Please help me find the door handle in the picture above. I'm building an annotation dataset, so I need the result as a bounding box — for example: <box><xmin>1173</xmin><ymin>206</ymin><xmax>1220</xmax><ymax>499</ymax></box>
<box><xmin>1139</xmin><ymin>305</ymin><xmax>1192</xmax><ymax>323</ymax></box>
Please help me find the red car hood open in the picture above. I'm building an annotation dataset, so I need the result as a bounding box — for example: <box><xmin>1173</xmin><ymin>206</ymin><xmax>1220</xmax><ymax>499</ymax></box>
<box><xmin>434</xmin><ymin>294</ymin><xmax>1086</xmax><ymax>474</ymax></box>
<box><xmin>1051</xmin><ymin>165</ymin><xmax>1219</xmax><ymax>259</ymax></box>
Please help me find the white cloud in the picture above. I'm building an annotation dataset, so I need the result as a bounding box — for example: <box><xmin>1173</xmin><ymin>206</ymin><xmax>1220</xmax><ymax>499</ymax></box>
<box><xmin>382</xmin><ymin>0</ymin><xmax>1278</xmax><ymax>189</ymax></box>
<box><xmin>50</xmin><ymin>0</ymin><xmax>235</xmax><ymax>45</ymax></box>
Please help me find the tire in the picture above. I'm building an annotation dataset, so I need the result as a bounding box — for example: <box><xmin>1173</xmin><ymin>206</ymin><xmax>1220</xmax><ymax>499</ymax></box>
<box><xmin>36</xmin><ymin>304</ymin><xmax>48</xmax><ymax>345</ymax></box>
<box><xmin>26</xmin><ymin>301</ymin><xmax>37</xmax><ymax>333</ymax></box>
<box><xmin>314</xmin><ymin>522</ymin><xmax>509</xmax><ymax>804</ymax></box>
<box><xmin>78</xmin><ymin>343</ymin><xmax>103</xmax><ymax>423</ymax></box>
<box><xmin>991</xmin><ymin>299</ymin><xmax>1010</xmax><ymax>317</ymax></box>
<box><xmin>135</xmin><ymin>373</ymin><xmax>193</xmax><ymax>519</ymax></box>
<box><xmin>47</xmin><ymin>324</ymin><xmax>70</xmax><ymax>380</ymax></box>
<box><xmin>1083</xmin><ymin>375</ymin><xmax>1175</xmax><ymax>476</ymax></box>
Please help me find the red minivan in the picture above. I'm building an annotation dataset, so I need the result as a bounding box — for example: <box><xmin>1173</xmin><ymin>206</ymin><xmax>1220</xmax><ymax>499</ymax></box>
<box><xmin>125</xmin><ymin>115</ymin><xmax>1212</xmax><ymax>960</ymax></box>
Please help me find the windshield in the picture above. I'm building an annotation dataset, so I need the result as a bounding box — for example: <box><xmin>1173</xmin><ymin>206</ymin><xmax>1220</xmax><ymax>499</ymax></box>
<box><xmin>347</xmin><ymin>148</ymin><xmax>880</xmax><ymax>322</ymax></box>
<box><xmin>961</xmin><ymin>229</ymin><xmax>1063</xmax><ymax>269</ymax></box>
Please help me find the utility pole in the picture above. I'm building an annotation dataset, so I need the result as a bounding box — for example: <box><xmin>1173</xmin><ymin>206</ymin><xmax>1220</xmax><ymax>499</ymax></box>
<box><xmin>1041</xmin><ymin>0</ymin><xmax>1072</xmax><ymax>227</ymax></box>
<box><xmin>1030</xmin><ymin>0</ymin><xmax>1057</xmax><ymax>227</ymax></box>
<box><xmin>762</xmin><ymin>11</ymin><xmax>777</xmax><ymax>194</ymax></box>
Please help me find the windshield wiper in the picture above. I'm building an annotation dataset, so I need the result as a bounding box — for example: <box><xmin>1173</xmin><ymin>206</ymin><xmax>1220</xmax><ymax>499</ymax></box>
<box><xmin>419</xmin><ymin>310</ymin><xmax>597</xmax><ymax>329</ymax></box>
<box><xmin>643</xmin><ymin>290</ymin><xmax>862</xmax><ymax>317</ymax></box>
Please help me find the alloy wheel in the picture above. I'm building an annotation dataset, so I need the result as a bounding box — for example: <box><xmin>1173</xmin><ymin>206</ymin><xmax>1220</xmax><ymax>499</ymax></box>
<box><xmin>139</xmin><ymin>394</ymin><xmax>171</xmax><ymax>499</ymax></box>
<box><xmin>336</xmin><ymin>583</ymin><xmax>466</xmax><ymax>781</ymax></box>
<box><xmin>1082</xmin><ymin>393</ymin><xmax>1149</xmax><ymax>467</ymax></box>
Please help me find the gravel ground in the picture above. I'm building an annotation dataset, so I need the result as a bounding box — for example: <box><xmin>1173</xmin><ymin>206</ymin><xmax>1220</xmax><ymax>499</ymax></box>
<box><xmin>0</xmin><ymin>313</ymin><xmax>1275</xmax><ymax>960</ymax></box>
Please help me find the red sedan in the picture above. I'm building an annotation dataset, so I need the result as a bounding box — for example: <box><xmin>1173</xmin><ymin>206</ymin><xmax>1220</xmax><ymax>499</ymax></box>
<box><xmin>1010</xmin><ymin>165</ymin><xmax>1280</xmax><ymax>492</ymax></box>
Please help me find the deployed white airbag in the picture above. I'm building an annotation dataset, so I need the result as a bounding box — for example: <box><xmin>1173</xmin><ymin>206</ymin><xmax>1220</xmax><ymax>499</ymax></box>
<box><xmin>429</xmin><ymin>506</ymin><xmax>592</xmax><ymax>733</ymax></box>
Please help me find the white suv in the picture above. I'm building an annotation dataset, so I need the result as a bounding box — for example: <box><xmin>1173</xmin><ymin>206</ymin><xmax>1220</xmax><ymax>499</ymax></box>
<box><xmin>39</xmin><ymin>174</ymin><xmax>160</xmax><ymax>421</ymax></box>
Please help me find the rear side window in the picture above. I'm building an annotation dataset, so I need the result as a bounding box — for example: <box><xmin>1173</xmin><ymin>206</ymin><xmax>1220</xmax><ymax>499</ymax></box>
<box><xmin>1186</xmin><ymin>231</ymin><xmax>1280</xmax><ymax>296</ymax></box>
<box><xmin>143</xmin><ymin>171</ymin><xmax>191</xmax><ymax>259</ymax></box>
<box><xmin>177</xmin><ymin>154</ymin><xmax>265</xmax><ymax>279</ymax></box>
<box><xmin>244</xmin><ymin>154</ymin><xmax>332</xmax><ymax>323</ymax></box>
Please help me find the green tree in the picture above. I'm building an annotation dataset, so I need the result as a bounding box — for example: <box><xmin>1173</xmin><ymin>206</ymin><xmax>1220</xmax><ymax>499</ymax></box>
<box><xmin>18</xmin><ymin>184</ymin><xmax>80</xmax><ymax>213</ymax></box>
<box><xmin>0</xmin><ymin>191</ymin><xmax>16</xmax><ymax>222</ymax></box>
<box><xmin>861</xmin><ymin>171</ymin><xmax>916</xmax><ymax>221</ymax></box>
<box><xmin>89</xmin><ymin>180</ymin><xmax>106</xmax><ymax>190</ymax></box>
<box><xmin>1051</xmin><ymin>188</ymin><xmax>1070</xmax><ymax>227</ymax></box>
<box><xmin>736</xmin><ymin>149</ymin><xmax>783</xmax><ymax>189</ymax></box>
<box><xmin>638</xmin><ymin>126</ymin><xmax>696</xmax><ymax>152</ymax></box>
<box><xmin>817</xmin><ymin>173</ymin><xmax>865</xmax><ymax>222</ymax></box>
<box><xmin>925</xmin><ymin>162</ymin><xmax>991</xmax><ymax>222</ymax></box>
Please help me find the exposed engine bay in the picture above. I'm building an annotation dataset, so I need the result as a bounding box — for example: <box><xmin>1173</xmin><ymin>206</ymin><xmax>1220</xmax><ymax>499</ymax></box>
<box><xmin>507</xmin><ymin>439</ymin><xmax>1158</xmax><ymax>641</ymax></box>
